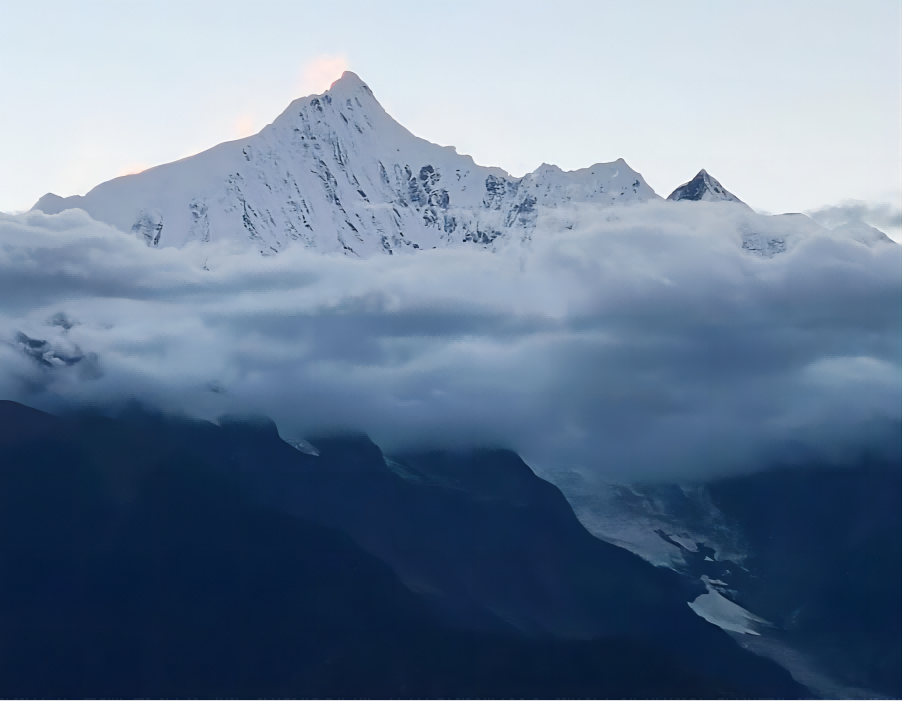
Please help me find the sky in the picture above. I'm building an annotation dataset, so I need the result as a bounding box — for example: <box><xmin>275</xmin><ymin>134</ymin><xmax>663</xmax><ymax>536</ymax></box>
<box><xmin>1</xmin><ymin>0</ymin><xmax>900</xmax><ymax>237</ymax></box>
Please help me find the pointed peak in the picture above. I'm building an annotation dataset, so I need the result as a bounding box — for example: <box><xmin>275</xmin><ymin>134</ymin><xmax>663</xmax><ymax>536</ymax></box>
<box><xmin>668</xmin><ymin>169</ymin><xmax>743</xmax><ymax>204</ymax></box>
<box><xmin>288</xmin><ymin>71</ymin><xmax>374</xmax><ymax>106</ymax></box>
<box><xmin>277</xmin><ymin>70</ymin><xmax>381</xmax><ymax>128</ymax></box>
<box><xmin>325</xmin><ymin>71</ymin><xmax>375</xmax><ymax>101</ymax></box>
<box><xmin>330</xmin><ymin>70</ymin><xmax>366</xmax><ymax>90</ymax></box>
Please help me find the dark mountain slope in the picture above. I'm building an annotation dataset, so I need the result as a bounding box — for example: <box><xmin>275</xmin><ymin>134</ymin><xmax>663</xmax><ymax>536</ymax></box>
<box><xmin>91</xmin><ymin>404</ymin><xmax>806</xmax><ymax>697</ymax></box>
<box><xmin>705</xmin><ymin>462</ymin><xmax>902</xmax><ymax>697</ymax></box>
<box><xmin>0</xmin><ymin>399</ymin><xmax>808</xmax><ymax>698</ymax></box>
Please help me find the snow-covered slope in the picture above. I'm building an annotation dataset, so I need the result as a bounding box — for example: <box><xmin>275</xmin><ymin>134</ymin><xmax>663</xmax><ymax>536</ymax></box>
<box><xmin>32</xmin><ymin>72</ymin><xmax>658</xmax><ymax>256</ymax></box>
<box><xmin>667</xmin><ymin>169</ymin><xmax>744</xmax><ymax>204</ymax></box>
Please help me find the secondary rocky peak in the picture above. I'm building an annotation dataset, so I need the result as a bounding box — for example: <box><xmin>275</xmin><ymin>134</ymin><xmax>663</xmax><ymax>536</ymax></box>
<box><xmin>667</xmin><ymin>169</ymin><xmax>743</xmax><ymax>204</ymax></box>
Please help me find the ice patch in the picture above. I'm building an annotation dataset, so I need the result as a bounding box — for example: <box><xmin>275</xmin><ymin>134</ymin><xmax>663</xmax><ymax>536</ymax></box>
<box><xmin>534</xmin><ymin>470</ymin><xmax>747</xmax><ymax>570</ymax></box>
<box><xmin>383</xmin><ymin>457</ymin><xmax>424</xmax><ymax>483</ymax></box>
<box><xmin>669</xmin><ymin>534</ymin><xmax>699</xmax><ymax>552</ymax></box>
<box><xmin>285</xmin><ymin>438</ymin><xmax>320</xmax><ymax>456</ymax></box>
<box><xmin>689</xmin><ymin>579</ymin><xmax>770</xmax><ymax>635</ymax></box>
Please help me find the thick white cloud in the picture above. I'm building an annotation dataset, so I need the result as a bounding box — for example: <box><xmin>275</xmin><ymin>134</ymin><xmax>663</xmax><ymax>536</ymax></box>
<box><xmin>1</xmin><ymin>204</ymin><xmax>899</xmax><ymax>481</ymax></box>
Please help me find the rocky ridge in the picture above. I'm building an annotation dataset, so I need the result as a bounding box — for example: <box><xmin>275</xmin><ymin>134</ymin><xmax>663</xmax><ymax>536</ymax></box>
<box><xmin>32</xmin><ymin>73</ymin><xmax>897</xmax><ymax>258</ymax></box>
<box><xmin>32</xmin><ymin>73</ymin><xmax>658</xmax><ymax>257</ymax></box>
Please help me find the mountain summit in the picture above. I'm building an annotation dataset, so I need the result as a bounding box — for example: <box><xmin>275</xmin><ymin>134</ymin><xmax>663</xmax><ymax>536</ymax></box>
<box><xmin>667</xmin><ymin>169</ymin><xmax>744</xmax><ymax>204</ymax></box>
<box><xmin>31</xmin><ymin>72</ymin><xmax>658</xmax><ymax>256</ymax></box>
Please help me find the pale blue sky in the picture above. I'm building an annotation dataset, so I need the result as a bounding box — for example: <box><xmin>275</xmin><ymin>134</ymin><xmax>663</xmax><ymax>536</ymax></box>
<box><xmin>2</xmin><ymin>0</ymin><xmax>899</xmax><ymax>233</ymax></box>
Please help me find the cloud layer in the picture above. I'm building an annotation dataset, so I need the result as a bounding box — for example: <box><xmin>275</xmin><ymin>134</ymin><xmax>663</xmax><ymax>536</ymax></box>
<box><xmin>1</xmin><ymin>204</ymin><xmax>899</xmax><ymax>482</ymax></box>
<box><xmin>807</xmin><ymin>199</ymin><xmax>902</xmax><ymax>242</ymax></box>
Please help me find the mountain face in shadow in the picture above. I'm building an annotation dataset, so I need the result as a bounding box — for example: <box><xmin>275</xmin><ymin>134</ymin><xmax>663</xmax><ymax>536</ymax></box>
<box><xmin>0</xmin><ymin>400</ymin><xmax>806</xmax><ymax>698</ymax></box>
<box><xmin>703</xmin><ymin>463</ymin><xmax>902</xmax><ymax>697</ymax></box>
<box><xmin>551</xmin><ymin>447</ymin><xmax>901</xmax><ymax>698</ymax></box>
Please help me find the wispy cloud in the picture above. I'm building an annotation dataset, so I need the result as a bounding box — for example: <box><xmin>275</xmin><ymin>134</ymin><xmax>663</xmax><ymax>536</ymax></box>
<box><xmin>115</xmin><ymin>162</ymin><xmax>151</xmax><ymax>177</ymax></box>
<box><xmin>807</xmin><ymin>199</ymin><xmax>902</xmax><ymax>242</ymax></box>
<box><xmin>299</xmin><ymin>54</ymin><xmax>350</xmax><ymax>97</ymax></box>
<box><xmin>232</xmin><ymin>115</ymin><xmax>256</xmax><ymax>139</ymax></box>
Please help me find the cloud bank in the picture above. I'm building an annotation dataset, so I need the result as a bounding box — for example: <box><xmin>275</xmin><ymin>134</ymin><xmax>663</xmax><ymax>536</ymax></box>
<box><xmin>807</xmin><ymin>199</ymin><xmax>902</xmax><ymax>242</ymax></box>
<box><xmin>1</xmin><ymin>204</ymin><xmax>899</xmax><ymax>482</ymax></box>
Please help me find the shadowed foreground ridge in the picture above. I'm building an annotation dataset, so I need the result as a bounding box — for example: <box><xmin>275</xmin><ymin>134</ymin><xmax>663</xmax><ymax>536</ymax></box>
<box><xmin>0</xmin><ymin>401</ymin><xmax>806</xmax><ymax>698</ymax></box>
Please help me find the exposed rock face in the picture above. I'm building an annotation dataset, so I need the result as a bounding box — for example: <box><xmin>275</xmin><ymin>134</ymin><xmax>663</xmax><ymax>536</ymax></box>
<box><xmin>31</xmin><ymin>72</ymin><xmax>658</xmax><ymax>256</ymax></box>
<box><xmin>667</xmin><ymin>169</ymin><xmax>744</xmax><ymax>204</ymax></box>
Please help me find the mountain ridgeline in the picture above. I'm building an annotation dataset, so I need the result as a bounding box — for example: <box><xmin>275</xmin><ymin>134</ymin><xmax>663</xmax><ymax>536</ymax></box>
<box><xmin>31</xmin><ymin>72</ymin><xmax>898</xmax><ymax>259</ymax></box>
<box><xmin>31</xmin><ymin>72</ymin><xmax>658</xmax><ymax>256</ymax></box>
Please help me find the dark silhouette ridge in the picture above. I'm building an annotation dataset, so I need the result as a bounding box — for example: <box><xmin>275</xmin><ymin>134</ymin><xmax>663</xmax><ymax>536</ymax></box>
<box><xmin>0</xmin><ymin>400</ymin><xmax>806</xmax><ymax>698</ymax></box>
<box><xmin>705</xmin><ymin>463</ymin><xmax>902</xmax><ymax>697</ymax></box>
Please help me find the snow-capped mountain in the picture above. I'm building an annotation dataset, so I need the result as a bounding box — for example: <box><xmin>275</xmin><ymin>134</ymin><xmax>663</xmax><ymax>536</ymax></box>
<box><xmin>32</xmin><ymin>72</ymin><xmax>658</xmax><ymax>257</ymax></box>
<box><xmin>30</xmin><ymin>73</ymin><xmax>897</xmax><ymax>258</ymax></box>
<box><xmin>667</xmin><ymin>169</ymin><xmax>744</xmax><ymax>204</ymax></box>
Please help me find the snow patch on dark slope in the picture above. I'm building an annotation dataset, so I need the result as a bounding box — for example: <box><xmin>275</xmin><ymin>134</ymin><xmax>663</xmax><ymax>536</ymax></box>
<box><xmin>548</xmin><ymin>461</ymin><xmax>902</xmax><ymax>699</ymax></box>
